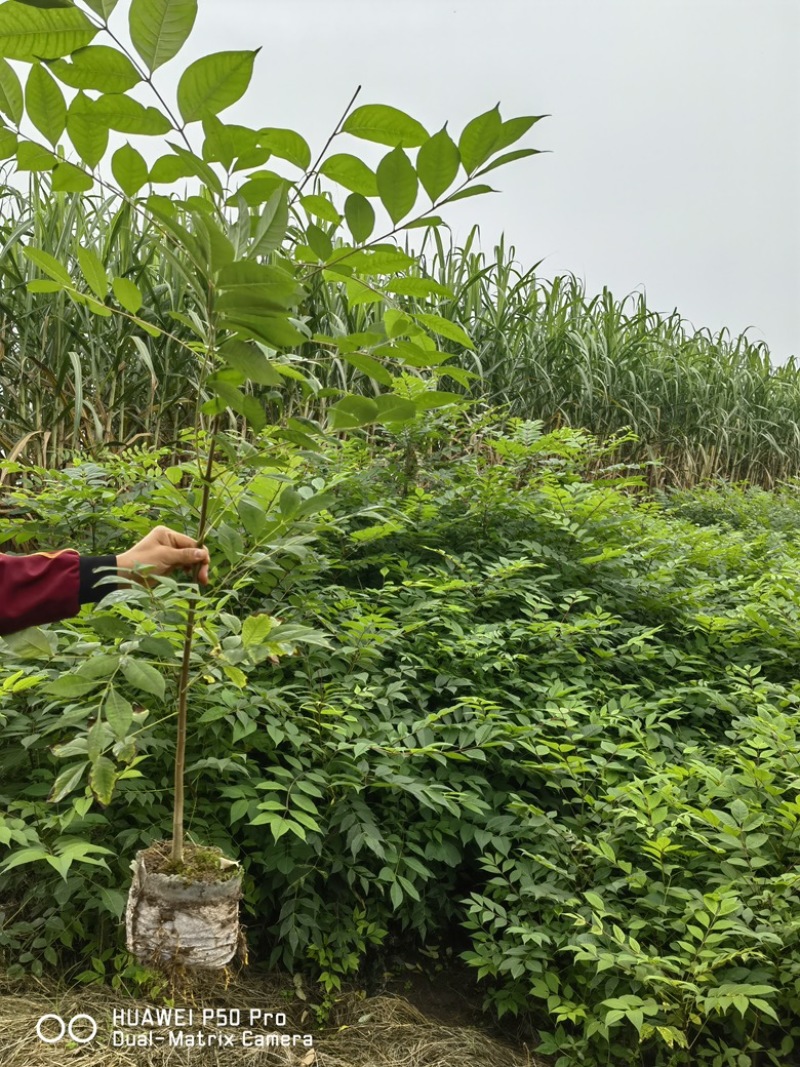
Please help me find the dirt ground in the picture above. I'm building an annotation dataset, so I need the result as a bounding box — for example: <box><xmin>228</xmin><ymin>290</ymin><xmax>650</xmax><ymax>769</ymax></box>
<box><xmin>0</xmin><ymin>966</ymin><xmax>548</xmax><ymax>1067</ymax></box>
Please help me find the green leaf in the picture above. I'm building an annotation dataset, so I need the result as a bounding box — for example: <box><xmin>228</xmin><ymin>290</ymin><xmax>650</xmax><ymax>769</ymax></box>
<box><xmin>13</xmin><ymin>0</ymin><xmax>75</xmax><ymax>7</ymax></box>
<box><xmin>93</xmin><ymin>93</ymin><xmax>171</xmax><ymax>134</ymax></box>
<box><xmin>48</xmin><ymin>44</ymin><xmax>141</xmax><ymax>92</ymax></box>
<box><xmin>401</xmin><ymin>214</ymin><xmax>443</xmax><ymax>230</ymax></box>
<box><xmin>23</xmin><ymin>245</ymin><xmax>70</xmax><ymax>284</ymax></box>
<box><xmin>210</xmin><ymin>379</ymin><xmax>266</xmax><ymax>428</ymax></box>
<box><xmin>222</xmin><ymin>312</ymin><xmax>306</xmax><ymax>349</ymax></box>
<box><xmin>216</xmin><ymin>261</ymin><xmax>301</xmax><ymax>312</ymax></box>
<box><xmin>249</xmin><ymin>187</ymin><xmax>288</xmax><ymax>257</ymax></box>
<box><xmin>82</xmin><ymin>0</ymin><xmax>118</xmax><ymax>17</ymax></box>
<box><xmin>43</xmin><ymin>675</ymin><xmax>100</xmax><ymax>698</ymax></box>
<box><xmin>1</xmin><ymin>625</ymin><xmax>54</xmax><ymax>658</ymax></box>
<box><xmin>416</xmin><ymin>312</ymin><xmax>474</xmax><ymax>350</ymax></box>
<box><xmin>0</xmin><ymin>2</ymin><xmax>97</xmax><ymax>60</ymax></box>
<box><xmin>374</xmin><ymin>393</ymin><xmax>416</xmax><ymax>424</ymax></box>
<box><xmin>26</xmin><ymin>277</ymin><xmax>61</xmax><ymax>292</ymax></box>
<box><xmin>258</xmin><ymin>126</ymin><xmax>310</xmax><ymax>169</ymax></box>
<box><xmin>417</xmin><ymin>125</ymin><xmax>460</xmax><ymax>202</ymax></box>
<box><xmin>493</xmin><ymin>114</ymin><xmax>546</xmax><ymax>153</ymax></box>
<box><xmin>111</xmin><ymin>141</ymin><xmax>148</xmax><ymax>196</ymax></box>
<box><xmin>376</xmin><ymin>146</ymin><xmax>417</xmax><ymax>225</ymax></box>
<box><xmin>201</xmin><ymin>116</ymin><xmax>256</xmax><ymax>167</ymax></box>
<box><xmin>408</xmin><ymin>389</ymin><xmax>463</xmax><ymax>411</ymax></box>
<box><xmin>220</xmin><ymin>340</ymin><xmax>282</xmax><ymax>386</ymax></box>
<box><xmin>474</xmin><ymin>147</ymin><xmax>542</xmax><ymax>178</ymax></box>
<box><xmin>342</xmin><ymin>351</ymin><xmax>393</xmax><ymax>386</ymax></box>
<box><xmin>104</xmin><ymin>687</ymin><xmax>133</xmax><ymax>739</ymax></box>
<box><xmin>76</xmin><ymin>245</ymin><xmax>107</xmax><ymax>298</ymax></box>
<box><xmin>0</xmin><ymin>125</ymin><xmax>15</xmax><ymax>158</ymax></box>
<box><xmin>344</xmin><ymin>192</ymin><xmax>374</xmax><ymax>244</ymax></box>
<box><xmin>319</xmin><ymin>153</ymin><xmax>377</xmax><ymax>196</ymax></box>
<box><xmin>459</xmin><ymin>106</ymin><xmax>502</xmax><ymax>174</ymax></box>
<box><xmin>48</xmin><ymin>762</ymin><xmax>87</xmax><ymax>804</ymax></box>
<box><xmin>237</xmin><ymin>394</ymin><xmax>266</xmax><ymax>432</ymax></box>
<box><xmin>52</xmin><ymin>160</ymin><xmax>92</xmax><ymax>191</ymax></box>
<box><xmin>387</xmin><ymin>276</ymin><xmax>454</xmax><ymax>299</ymax></box>
<box><xmin>66</xmin><ymin>90</ymin><xmax>107</xmax><ymax>167</ymax></box>
<box><xmin>0</xmin><ymin>57</ymin><xmax>22</xmax><ymax>123</ymax></box>
<box><xmin>148</xmin><ymin>151</ymin><xmax>191</xmax><ymax>183</ymax></box>
<box><xmin>342</xmin><ymin>103</ymin><xmax>428</xmax><ymax>148</ymax></box>
<box><xmin>300</xmin><ymin>193</ymin><xmax>341</xmax><ymax>224</ymax></box>
<box><xmin>121</xmin><ymin>657</ymin><xmax>165</xmax><ymax>700</ymax></box>
<box><xmin>327</xmin><ymin>394</ymin><xmax>379</xmax><ymax>430</ymax></box>
<box><xmin>112</xmin><ymin>276</ymin><xmax>142</xmax><ymax>312</ymax></box>
<box><xmin>177</xmin><ymin>48</ymin><xmax>257</xmax><ymax>123</ymax></box>
<box><xmin>16</xmin><ymin>139</ymin><xmax>56</xmax><ymax>170</ymax></box>
<box><xmin>89</xmin><ymin>755</ymin><xmax>116</xmax><ymax>806</ymax></box>
<box><xmin>128</xmin><ymin>0</ymin><xmax>197</xmax><ymax>72</ymax></box>
<box><xmin>439</xmin><ymin>184</ymin><xmax>496</xmax><ymax>205</ymax></box>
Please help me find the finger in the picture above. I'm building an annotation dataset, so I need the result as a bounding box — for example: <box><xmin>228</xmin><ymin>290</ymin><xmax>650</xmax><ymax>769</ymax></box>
<box><xmin>163</xmin><ymin>547</ymin><xmax>209</xmax><ymax>569</ymax></box>
<box><xmin>156</xmin><ymin>527</ymin><xmax>198</xmax><ymax>549</ymax></box>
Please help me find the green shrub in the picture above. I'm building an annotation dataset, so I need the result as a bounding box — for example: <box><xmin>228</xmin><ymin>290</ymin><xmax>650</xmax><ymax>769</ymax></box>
<box><xmin>2</xmin><ymin>416</ymin><xmax>800</xmax><ymax>1064</ymax></box>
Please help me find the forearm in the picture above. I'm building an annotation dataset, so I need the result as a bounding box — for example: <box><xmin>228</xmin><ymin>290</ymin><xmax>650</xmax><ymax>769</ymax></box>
<box><xmin>0</xmin><ymin>549</ymin><xmax>118</xmax><ymax>637</ymax></box>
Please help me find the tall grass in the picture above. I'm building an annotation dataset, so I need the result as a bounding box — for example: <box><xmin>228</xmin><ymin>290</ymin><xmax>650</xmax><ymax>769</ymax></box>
<box><xmin>0</xmin><ymin>175</ymin><xmax>798</xmax><ymax>487</ymax></box>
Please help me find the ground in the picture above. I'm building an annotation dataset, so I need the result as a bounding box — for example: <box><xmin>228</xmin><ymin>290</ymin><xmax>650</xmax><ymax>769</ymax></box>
<box><xmin>0</xmin><ymin>965</ymin><xmax>547</xmax><ymax>1067</ymax></box>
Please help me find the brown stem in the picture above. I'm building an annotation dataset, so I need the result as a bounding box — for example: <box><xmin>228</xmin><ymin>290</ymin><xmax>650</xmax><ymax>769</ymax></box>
<box><xmin>171</xmin><ymin>414</ymin><xmax>221</xmax><ymax>864</ymax></box>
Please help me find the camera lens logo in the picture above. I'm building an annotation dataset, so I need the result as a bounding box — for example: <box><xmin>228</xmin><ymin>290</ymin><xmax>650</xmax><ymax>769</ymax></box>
<box><xmin>36</xmin><ymin>1013</ymin><xmax>98</xmax><ymax>1044</ymax></box>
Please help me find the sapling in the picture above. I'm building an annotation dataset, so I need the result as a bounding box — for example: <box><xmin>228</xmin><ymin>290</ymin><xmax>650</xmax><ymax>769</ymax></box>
<box><xmin>0</xmin><ymin>0</ymin><xmax>543</xmax><ymax>964</ymax></box>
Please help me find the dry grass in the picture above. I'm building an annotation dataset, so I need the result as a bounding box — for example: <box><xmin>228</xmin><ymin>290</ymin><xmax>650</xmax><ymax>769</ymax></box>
<box><xmin>0</xmin><ymin>972</ymin><xmax>546</xmax><ymax>1067</ymax></box>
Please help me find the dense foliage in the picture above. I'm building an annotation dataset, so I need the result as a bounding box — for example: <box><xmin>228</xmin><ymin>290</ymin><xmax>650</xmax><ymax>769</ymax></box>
<box><xmin>2</xmin><ymin>417</ymin><xmax>800</xmax><ymax>1066</ymax></box>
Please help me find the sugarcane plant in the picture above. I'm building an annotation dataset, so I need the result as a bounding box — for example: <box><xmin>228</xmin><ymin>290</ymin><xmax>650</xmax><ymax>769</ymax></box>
<box><xmin>0</xmin><ymin>0</ymin><xmax>543</xmax><ymax>958</ymax></box>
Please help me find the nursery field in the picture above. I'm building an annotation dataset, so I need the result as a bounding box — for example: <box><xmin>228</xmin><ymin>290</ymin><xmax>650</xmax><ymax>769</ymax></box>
<box><xmin>0</xmin><ymin>1</ymin><xmax>799</xmax><ymax>1065</ymax></box>
<box><xmin>3</xmin><ymin>417</ymin><xmax>800</xmax><ymax>1066</ymax></box>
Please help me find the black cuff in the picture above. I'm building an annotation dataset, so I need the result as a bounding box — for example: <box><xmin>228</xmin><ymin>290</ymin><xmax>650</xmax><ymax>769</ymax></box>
<box><xmin>79</xmin><ymin>555</ymin><xmax>119</xmax><ymax>604</ymax></box>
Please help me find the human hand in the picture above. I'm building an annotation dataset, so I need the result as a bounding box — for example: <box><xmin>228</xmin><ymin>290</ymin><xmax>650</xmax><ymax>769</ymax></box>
<box><xmin>116</xmin><ymin>525</ymin><xmax>211</xmax><ymax>588</ymax></box>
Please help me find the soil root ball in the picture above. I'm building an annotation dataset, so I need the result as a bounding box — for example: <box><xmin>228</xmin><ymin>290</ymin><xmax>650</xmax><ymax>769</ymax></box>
<box><xmin>125</xmin><ymin>841</ymin><xmax>243</xmax><ymax>970</ymax></box>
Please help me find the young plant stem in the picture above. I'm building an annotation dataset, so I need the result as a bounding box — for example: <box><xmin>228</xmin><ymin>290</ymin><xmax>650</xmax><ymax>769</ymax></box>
<box><xmin>171</xmin><ymin>413</ymin><xmax>222</xmax><ymax>865</ymax></box>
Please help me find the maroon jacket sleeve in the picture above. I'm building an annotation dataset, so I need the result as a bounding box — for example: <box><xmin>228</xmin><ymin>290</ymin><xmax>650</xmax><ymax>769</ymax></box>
<box><xmin>0</xmin><ymin>549</ymin><xmax>118</xmax><ymax>637</ymax></box>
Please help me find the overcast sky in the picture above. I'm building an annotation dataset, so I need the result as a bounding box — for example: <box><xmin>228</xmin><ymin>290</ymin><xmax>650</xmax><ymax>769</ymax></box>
<box><xmin>163</xmin><ymin>0</ymin><xmax>799</xmax><ymax>363</ymax></box>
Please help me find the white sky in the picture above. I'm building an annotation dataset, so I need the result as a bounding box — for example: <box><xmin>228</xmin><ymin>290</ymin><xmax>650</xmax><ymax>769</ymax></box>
<box><xmin>154</xmin><ymin>0</ymin><xmax>800</xmax><ymax>363</ymax></box>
